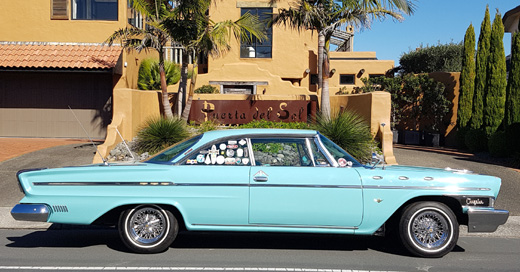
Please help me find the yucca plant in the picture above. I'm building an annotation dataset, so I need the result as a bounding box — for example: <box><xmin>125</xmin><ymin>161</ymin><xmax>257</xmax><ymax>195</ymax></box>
<box><xmin>136</xmin><ymin>117</ymin><xmax>191</xmax><ymax>154</ymax></box>
<box><xmin>313</xmin><ymin>110</ymin><xmax>376</xmax><ymax>163</ymax></box>
<box><xmin>138</xmin><ymin>58</ymin><xmax>181</xmax><ymax>90</ymax></box>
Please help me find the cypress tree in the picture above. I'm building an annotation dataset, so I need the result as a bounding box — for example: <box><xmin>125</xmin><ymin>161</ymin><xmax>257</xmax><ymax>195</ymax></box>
<box><xmin>471</xmin><ymin>6</ymin><xmax>491</xmax><ymax>129</ymax></box>
<box><xmin>505</xmin><ymin>28</ymin><xmax>520</xmax><ymax>126</ymax></box>
<box><xmin>484</xmin><ymin>12</ymin><xmax>507</xmax><ymax>137</ymax></box>
<box><xmin>458</xmin><ymin>24</ymin><xmax>476</xmax><ymax>128</ymax></box>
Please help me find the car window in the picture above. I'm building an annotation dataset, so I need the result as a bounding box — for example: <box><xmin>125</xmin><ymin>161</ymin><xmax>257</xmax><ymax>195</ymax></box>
<box><xmin>318</xmin><ymin>134</ymin><xmax>361</xmax><ymax>167</ymax></box>
<box><xmin>183</xmin><ymin>138</ymin><xmax>251</xmax><ymax>166</ymax></box>
<box><xmin>308</xmin><ymin>139</ymin><xmax>331</xmax><ymax>166</ymax></box>
<box><xmin>250</xmin><ymin>138</ymin><xmax>312</xmax><ymax>167</ymax></box>
<box><xmin>146</xmin><ymin>135</ymin><xmax>203</xmax><ymax>164</ymax></box>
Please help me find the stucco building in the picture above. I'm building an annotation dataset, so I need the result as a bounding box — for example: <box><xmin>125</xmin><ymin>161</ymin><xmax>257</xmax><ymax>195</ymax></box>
<box><xmin>1</xmin><ymin>0</ymin><xmax>396</xmax><ymax>162</ymax></box>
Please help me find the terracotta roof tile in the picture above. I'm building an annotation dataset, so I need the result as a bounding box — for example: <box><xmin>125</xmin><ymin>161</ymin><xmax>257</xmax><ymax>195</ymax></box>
<box><xmin>0</xmin><ymin>42</ymin><xmax>122</xmax><ymax>70</ymax></box>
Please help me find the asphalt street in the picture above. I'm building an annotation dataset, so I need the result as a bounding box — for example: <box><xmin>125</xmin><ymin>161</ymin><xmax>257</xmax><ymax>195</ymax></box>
<box><xmin>1</xmin><ymin>229</ymin><xmax>520</xmax><ymax>271</ymax></box>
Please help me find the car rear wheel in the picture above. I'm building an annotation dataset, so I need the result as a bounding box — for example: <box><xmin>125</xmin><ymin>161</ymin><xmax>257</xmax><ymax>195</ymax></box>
<box><xmin>119</xmin><ymin>205</ymin><xmax>178</xmax><ymax>253</ymax></box>
<box><xmin>399</xmin><ymin>202</ymin><xmax>459</xmax><ymax>258</ymax></box>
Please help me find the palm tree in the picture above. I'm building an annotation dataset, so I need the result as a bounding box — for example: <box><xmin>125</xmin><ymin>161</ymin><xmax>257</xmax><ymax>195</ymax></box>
<box><xmin>271</xmin><ymin>0</ymin><xmax>415</xmax><ymax>118</ymax></box>
<box><xmin>106</xmin><ymin>0</ymin><xmax>175</xmax><ymax>118</ymax></box>
<box><xmin>163</xmin><ymin>0</ymin><xmax>266</xmax><ymax>119</ymax></box>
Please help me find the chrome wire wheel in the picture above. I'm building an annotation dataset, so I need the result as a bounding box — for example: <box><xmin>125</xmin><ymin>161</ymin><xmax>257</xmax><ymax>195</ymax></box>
<box><xmin>399</xmin><ymin>202</ymin><xmax>459</xmax><ymax>258</ymax></box>
<box><xmin>409</xmin><ymin>209</ymin><xmax>450</xmax><ymax>250</ymax></box>
<box><xmin>127</xmin><ymin>207</ymin><xmax>167</xmax><ymax>245</ymax></box>
<box><xmin>119</xmin><ymin>205</ymin><xmax>178</xmax><ymax>253</ymax></box>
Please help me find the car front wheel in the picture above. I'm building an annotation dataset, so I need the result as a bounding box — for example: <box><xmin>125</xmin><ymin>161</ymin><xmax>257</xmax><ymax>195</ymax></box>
<box><xmin>399</xmin><ymin>202</ymin><xmax>459</xmax><ymax>258</ymax></box>
<box><xmin>119</xmin><ymin>205</ymin><xmax>178</xmax><ymax>253</ymax></box>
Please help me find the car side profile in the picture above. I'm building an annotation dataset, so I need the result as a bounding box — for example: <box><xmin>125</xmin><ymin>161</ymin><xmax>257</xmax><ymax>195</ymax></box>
<box><xmin>11</xmin><ymin>129</ymin><xmax>509</xmax><ymax>257</ymax></box>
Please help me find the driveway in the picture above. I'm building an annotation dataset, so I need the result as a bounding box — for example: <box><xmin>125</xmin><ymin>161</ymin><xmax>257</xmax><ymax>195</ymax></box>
<box><xmin>393</xmin><ymin>146</ymin><xmax>520</xmax><ymax>215</ymax></box>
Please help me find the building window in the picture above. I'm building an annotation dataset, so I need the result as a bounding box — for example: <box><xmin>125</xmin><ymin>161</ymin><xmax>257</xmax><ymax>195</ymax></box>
<box><xmin>240</xmin><ymin>8</ymin><xmax>272</xmax><ymax>58</ymax></box>
<box><xmin>369</xmin><ymin>74</ymin><xmax>384</xmax><ymax>79</ymax></box>
<box><xmin>340</xmin><ymin>74</ymin><xmax>355</xmax><ymax>85</ymax></box>
<box><xmin>310</xmin><ymin>74</ymin><xmax>319</xmax><ymax>85</ymax></box>
<box><xmin>72</xmin><ymin>0</ymin><xmax>118</xmax><ymax>21</ymax></box>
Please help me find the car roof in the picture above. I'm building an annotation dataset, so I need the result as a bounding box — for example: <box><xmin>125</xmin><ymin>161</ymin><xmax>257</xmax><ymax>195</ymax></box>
<box><xmin>199</xmin><ymin>128</ymin><xmax>318</xmax><ymax>142</ymax></box>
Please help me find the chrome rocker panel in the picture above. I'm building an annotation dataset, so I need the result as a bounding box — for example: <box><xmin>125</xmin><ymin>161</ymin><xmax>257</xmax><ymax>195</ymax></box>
<box><xmin>11</xmin><ymin>204</ymin><xmax>50</xmax><ymax>222</ymax></box>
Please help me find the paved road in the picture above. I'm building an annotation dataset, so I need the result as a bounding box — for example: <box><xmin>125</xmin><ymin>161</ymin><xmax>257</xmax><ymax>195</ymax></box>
<box><xmin>1</xmin><ymin>229</ymin><xmax>519</xmax><ymax>271</ymax></box>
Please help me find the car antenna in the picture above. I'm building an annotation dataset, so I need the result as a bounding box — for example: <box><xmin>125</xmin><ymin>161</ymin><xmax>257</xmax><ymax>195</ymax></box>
<box><xmin>115</xmin><ymin>126</ymin><xmax>136</xmax><ymax>162</ymax></box>
<box><xmin>68</xmin><ymin>106</ymin><xmax>108</xmax><ymax>166</ymax></box>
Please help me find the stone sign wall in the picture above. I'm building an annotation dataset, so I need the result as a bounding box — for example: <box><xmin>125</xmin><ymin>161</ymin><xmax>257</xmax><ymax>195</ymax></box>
<box><xmin>189</xmin><ymin>100</ymin><xmax>309</xmax><ymax>124</ymax></box>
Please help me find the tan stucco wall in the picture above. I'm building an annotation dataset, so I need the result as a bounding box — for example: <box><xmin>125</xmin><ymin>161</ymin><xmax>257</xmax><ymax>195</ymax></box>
<box><xmin>328</xmin><ymin>51</ymin><xmax>394</xmax><ymax>94</ymax></box>
<box><xmin>331</xmin><ymin>91</ymin><xmax>396</xmax><ymax>164</ymax></box>
<box><xmin>94</xmin><ymin>88</ymin><xmax>161</xmax><ymax>164</ymax></box>
<box><xmin>2</xmin><ymin>0</ymin><xmax>128</xmax><ymax>43</ymax></box>
<box><xmin>205</xmin><ymin>0</ymin><xmax>394</xmax><ymax>93</ymax></box>
<box><xmin>428</xmin><ymin>72</ymin><xmax>460</xmax><ymax>147</ymax></box>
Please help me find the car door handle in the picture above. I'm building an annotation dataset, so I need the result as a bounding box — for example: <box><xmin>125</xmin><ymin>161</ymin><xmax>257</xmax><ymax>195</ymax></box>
<box><xmin>253</xmin><ymin>176</ymin><xmax>268</xmax><ymax>182</ymax></box>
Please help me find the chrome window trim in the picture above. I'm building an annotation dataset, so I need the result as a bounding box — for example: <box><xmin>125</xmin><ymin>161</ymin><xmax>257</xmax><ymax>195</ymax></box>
<box><xmin>246</xmin><ymin>137</ymin><xmax>256</xmax><ymax>166</ymax></box>
<box><xmin>314</xmin><ymin>135</ymin><xmax>338</xmax><ymax>167</ymax></box>
<box><xmin>305</xmin><ymin>138</ymin><xmax>316</xmax><ymax>167</ymax></box>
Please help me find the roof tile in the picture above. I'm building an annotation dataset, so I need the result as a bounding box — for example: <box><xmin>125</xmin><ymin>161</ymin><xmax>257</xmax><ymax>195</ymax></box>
<box><xmin>0</xmin><ymin>42</ymin><xmax>122</xmax><ymax>70</ymax></box>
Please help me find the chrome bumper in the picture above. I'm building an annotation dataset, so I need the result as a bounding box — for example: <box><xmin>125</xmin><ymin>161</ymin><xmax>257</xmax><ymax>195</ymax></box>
<box><xmin>467</xmin><ymin>207</ymin><xmax>509</xmax><ymax>232</ymax></box>
<box><xmin>11</xmin><ymin>204</ymin><xmax>50</xmax><ymax>222</ymax></box>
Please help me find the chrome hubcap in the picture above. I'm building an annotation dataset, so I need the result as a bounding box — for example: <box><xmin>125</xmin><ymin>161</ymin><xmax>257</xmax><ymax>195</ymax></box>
<box><xmin>128</xmin><ymin>207</ymin><xmax>166</xmax><ymax>245</ymax></box>
<box><xmin>411</xmin><ymin>211</ymin><xmax>449</xmax><ymax>249</ymax></box>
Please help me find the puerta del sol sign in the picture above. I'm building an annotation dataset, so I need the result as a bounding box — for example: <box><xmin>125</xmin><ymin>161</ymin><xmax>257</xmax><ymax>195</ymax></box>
<box><xmin>189</xmin><ymin>100</ymin><xmax>308</xmax><ymax>124</ymax></box>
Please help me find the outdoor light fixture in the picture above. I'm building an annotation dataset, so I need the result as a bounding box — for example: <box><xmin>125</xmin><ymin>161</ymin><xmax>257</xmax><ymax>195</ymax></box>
<box><xmin>305</xmin><ymin>68</ymin><xmax>311</xmax><ymax>74</ymax></box>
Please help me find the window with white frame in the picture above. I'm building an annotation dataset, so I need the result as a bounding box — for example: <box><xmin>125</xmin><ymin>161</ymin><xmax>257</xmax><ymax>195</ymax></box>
<box><xmin>72</xmin><ymin>0</ymin><xmax>118</xmax><ymax>21</ymax></box>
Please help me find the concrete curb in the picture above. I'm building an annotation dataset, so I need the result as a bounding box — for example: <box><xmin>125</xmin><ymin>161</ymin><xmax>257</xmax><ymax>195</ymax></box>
<box><xmin>1</xmin><ymin>207</ymin><xmax>519</xmax><ymax>238</ymax></box>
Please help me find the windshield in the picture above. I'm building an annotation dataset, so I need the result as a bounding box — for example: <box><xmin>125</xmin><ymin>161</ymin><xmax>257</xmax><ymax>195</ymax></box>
<box><xmin>146</xmin><ymin>135</ymin><xmax>203</xmax><ymax>164</ymax></box>
<box><xmin>318</xmin><ymin>134</ymin><xmax>362</xmax><ymax>167</ymax></box>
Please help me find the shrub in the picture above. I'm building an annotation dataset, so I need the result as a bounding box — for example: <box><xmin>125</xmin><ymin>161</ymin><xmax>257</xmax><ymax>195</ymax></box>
<box><xmin>488</xmin><ymin>130</ymin><xmax>509</xmax><ymax>157</ymax></box>
<box><xmin>238</xmin><ymin>120</ymin><xmax>309</xmax><ymax>129</ymax></box>
<box><xmin>506</xmin><ymin>123</ymin><xmax>520</xmax><ymax>155</ymax></box>
<box><xmin>194</xmin><ymin>85</ymin><xmax>219</xmax><ymax>94</ymax></box>
<box><xmin>135</xmin><ymin>117</ymin><xmax>190</xmax><ymax>154</ymax></box>
<box><xmin>138</xmin><ymin>58</ymin><xmax>181</xmax><ymax>90</ymax></box>
<box><xmin>484</xmin><ymin>12</ymin><xmax>507</xmax><ymax>138</ymax></box>
<box><xmin>458</xmin><ymin>24</ymin><xmax>476</xmax><ymax>129</ymax></box>
<box><xmin>313</xmin><ymin>110</ymin><xmax>376</xmax><ymax>163</ymax></box>
<box><xmin>505</xmin><ymin>22</ymin><xmax>520</xmax><ymax>126</ymax></box>
<box><xmin>189</xmin><ymin>120</ymin><xmax>220</xmax><ymax>133</ymax></box>
<box><xmin>398</xmin><ymin>42</ymin><xmax>463</xmax><ymax>74</ymax></box>
<box><xmin>464</xmin><ymin>128</ymin><xmax>488</xmax><ymax>152</ymax></box>
<box><xmin>471</xmin><ymin>6</ymin><xmax>491</xmax><ymax>130</ymax></box>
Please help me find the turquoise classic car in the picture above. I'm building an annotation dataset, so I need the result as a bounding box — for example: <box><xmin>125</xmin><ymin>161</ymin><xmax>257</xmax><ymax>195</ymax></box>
<box><xmin>11</xmin><ymin>129</ymin><xmax>509</xmax><ymax>257</ymax></box>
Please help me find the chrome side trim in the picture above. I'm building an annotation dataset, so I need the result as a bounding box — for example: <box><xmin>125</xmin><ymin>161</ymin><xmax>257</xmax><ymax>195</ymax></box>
<box><xmin>33</xmin><ymin>182</ymin><xmax>175</xmax><ymax>186</ymax></box>
<box><xmin>32</xmin><ymin>182</ymin><xmax>491</xmax><ymax>191</ymax></box>
<box><xmin>251</xmin><ymin>184</ymin><xmax>362</xmax><ymax>189</ymax></box>
<box><xmin>174</xmin><ymin>183</ymin><xmax>249</xmax><ymax>187</ymax></box>
<box><xmin>362</xmin><ymin>185</ymin><xmax>491</xmax><ymax>191</ymax></box>
<box><xmin>11</xmin><ymin>204</ymin><xmax>50</xmax><ymax>222</ymax></box>
<box><xmin>192</xmin><ymin>223</ymin><xmax>358</xmax><ymax>230</ymax></box>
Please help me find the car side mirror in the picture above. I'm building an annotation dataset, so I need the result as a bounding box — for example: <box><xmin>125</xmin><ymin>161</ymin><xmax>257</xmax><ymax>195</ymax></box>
<box><xmin>371</xmin><ymin>153</ymin><xmax>385</xmax><ymax>169</ymax></box>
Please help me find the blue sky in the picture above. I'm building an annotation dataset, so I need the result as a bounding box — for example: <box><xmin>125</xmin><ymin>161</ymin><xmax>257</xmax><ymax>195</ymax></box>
<box><xmin>354</xmin><ymin>0</ymin><xmax>519</xmax><ymax>66</ymax></box>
